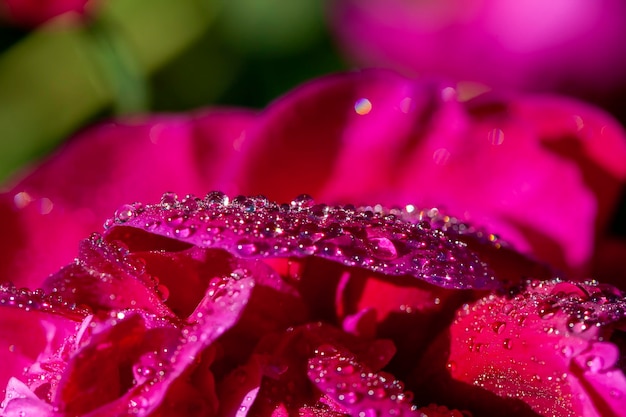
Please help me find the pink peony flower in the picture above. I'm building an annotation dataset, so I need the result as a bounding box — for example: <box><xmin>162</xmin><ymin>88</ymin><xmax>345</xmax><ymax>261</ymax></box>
<box><xmin>330</xmin><ymin>0</ymin><xmax>626</xmax><ymax>97</ymax></box>
<box><xmin>2</xmin><ymin>70</ymin><xmax>625</xmax><ymax>290</ymax></box>
<box><xmin>1</xmin><ymin>69</ymin><xmax>626</xmax><ymax>416</ymax></box>
<box><xmin>0</xmin><ymin>194</ymin><xmax>624</xmax><ymax>416</ymax></box>
<box><xmin>0</xmin><ymin>0</ymin><xmax>91</xmax><ymax>27</ymax></box>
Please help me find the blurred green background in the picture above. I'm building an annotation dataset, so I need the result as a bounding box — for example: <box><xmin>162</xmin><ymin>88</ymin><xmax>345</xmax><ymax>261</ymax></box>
<box><xmin>0</xmin><ymin>0</ymin><xmax>347</xmax><ymax>183</ymax></box>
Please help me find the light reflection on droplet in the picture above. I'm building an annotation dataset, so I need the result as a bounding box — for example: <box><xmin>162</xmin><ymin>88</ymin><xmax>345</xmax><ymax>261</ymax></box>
<box><xmin>441</xmin><ymin>86</ymin><xmax>456</xmax><ymax>101</ymax></box>
<box><xmin>487</xmin><ymin>128</ymin><xmax>505</xmax><ymax>145</ymax></box>
<box><xmin>13</xmin><ymin>191</ymin><xmax>32</xmax><ymax>209</ymax></box>
<box><xmin>149</xmin><ymin>124</ymin><xmax>165</xmax><ymax>144</ymax></box>
<box><xmin>573</xmin><ymin>115</ymin><xmax>584</xmax><ymax>131</ymax></box>
<box><xmin>39</xmin><ymin>198</ymin><xmax>54</xmax><ymax>215</ymax></box>
<box><xmin>354</xmin><ymin>98</ymin><xmax>372</xmax><ymax>115</ymax></box>
<box><xmin>432</xmin><ymin>148</ymin><xmax>451</xmax><ymax>165</ymax></box>
<box><xmin>399</xmin><ymin>97</ymin><xmax>413</xmax><ymax>113</ymax></box>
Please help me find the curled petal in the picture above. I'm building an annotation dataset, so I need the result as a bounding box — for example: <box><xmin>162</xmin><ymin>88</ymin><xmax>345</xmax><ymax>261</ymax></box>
<box><xmin>104</xmin><ymin>193</ymin><xmax>499</xmax><ymax>290</ymax></box>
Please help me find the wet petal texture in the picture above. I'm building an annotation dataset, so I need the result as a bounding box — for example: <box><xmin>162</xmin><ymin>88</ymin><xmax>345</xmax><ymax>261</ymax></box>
<box><xmin>103</xmin><ymin>193</ymin><xmax>498</xmax><ymax>290</ymax></box>
<box><xmin>331</xmin><ymin>0</ymin><xmax>626</xmax><ymax>97</ymax></box>
<box><xmin>412</xmin><ymin>279</ymin><xmax>626</xmax><ymax>416</ymax></box>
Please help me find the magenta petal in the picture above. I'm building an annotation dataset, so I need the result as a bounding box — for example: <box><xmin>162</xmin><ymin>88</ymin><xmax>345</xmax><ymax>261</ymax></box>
<box><xmin>104</xmin><ymin>194</ymin><xmax>498</xmax><ymax>290</ymax></box>
<box><xmin>1</xmin><ymin>110</ymin><xmax>255</xmax><ymax>288</ymax></box>
<box><xmin>1</xmin><ymin>378</ymin><xmax>57</xmax><ymax>417</ymax></box>
<box><xmin>331</xmin><ymin>0</ymin><xmax>626</xmax><ymax>95</ymax></box>
<box><xmin>232</xmin><ymin>69</ymin><xmax>432</xmax><ymax>203</ymax></box>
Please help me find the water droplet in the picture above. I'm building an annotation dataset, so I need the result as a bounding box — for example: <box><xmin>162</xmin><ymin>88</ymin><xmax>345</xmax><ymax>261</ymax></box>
<box><xmin>359</xmin><ymin>408</ymin><xmax>378</xmax><ymax>417</ymax></box>
<box><xmin>503</xmin><ymin>338</ymin><xmax>513</xmax><ymax>350</ymax></box>
<box><xmin>115</xmin><ymin>204</ymin><xmax>136</xmax><ymax>223</ymax></box>
<box><xmin>354</xmin><ymin>98</ymin><xmax>372</xmax><ymax>115</ymax></box>
<box><xmin>492</xmin><ymin>321</ymin><xmax>506</xmax><ymax>334</ymax></box>
<box><xmin>335</xmin><ymin>361</ymin><xmax>355</xmax><ymax>375</ymax></box>
<box><xmin>585</xmin><ymin>356</ymin><xmax>604</xmax><ymax>373</ymax></box>
<box><xmin>368</xmin><ymin>237</ymin><xmax>398</xmax><ymax>260</ymax></box>
<box><xmin>560</xmin><ymin>345</ymin><xmax>574</xmax><ymax>358</ymax></box>
<box><xmin>290</xmin><ymin>194</ymin><xmax>315</xmax><ymax>210</ymax></box>
<box><xmin>205</xmin><ymin>191</ymin><xmax>229</xmax><ymax>206</ymax></box>
<box><xmin>144</xmin><ymin>220</ymin><xmax>160</xmax><ymax>231</ymax></box>
<box><xmin>166</xmin><ymin>213</ymin><xmax>184</xmax><ymax>227</ymax></box>
<box><xmin>236</xmin><ymin>240</ymin><xmax>258</xmax><ymax>256</ymax></box>
<box><xmin>160</xmin><ymin>192</ymin><xmax>179</xmax><ymax>209</ymax></box>
<box><xmin>432</xmin><ymin>148</ymin><xmax>451</xmax><ymax>165</ymax></box>
<box><xmin>487</xmin><ymin>128</ymin><xmax>504</xmax><ymax>145</ymax></box>
<box><xmin>174</xmin><ymin>226</ymin><xmax>195</xmax><ymax>238</ymax></box>
<box><xmin>315</xmin><ymin>344</ymin><xmax>338</xmax><ymax>357</ymax></box>
<box><xmin>181</xmin><ymin>195</ymin><xmax>200</xmax><ymax>213</ymax></box>
<box><xmin>157</xmin><ymin>284</ymin><xmax>170</xmax><ymax>302</ymax></box>
<box><xmin>338</xmin><ymin>391</ymin><xmax>361</xmax><ymax>405</ymax></box>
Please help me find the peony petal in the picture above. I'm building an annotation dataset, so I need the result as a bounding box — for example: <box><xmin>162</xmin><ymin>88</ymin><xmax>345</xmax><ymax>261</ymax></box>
<box><xmin>42</xmin><ymin>233</ymin><xmax>172</xmax><ymax>318</ymax></box>
<box><xmin>1</xmin><ymin>378</ymin><xmax>58</xmax><ymax>417</ymax></box>
<box><xmin>232</xmin><ymin>69</ymin><xmax>436</xmax><ymax>204</ymax></box>
<box><xmin>412</xmin><ymin>279</ymin><xmax>626</xmax><ymax>416</ymax></box>
<box><xmin>103</xmin><ymin>193</ymin><xmax>499</xmax><ymax>290</ymax></box>
<box><xmin>1</xmin><ymin>110</ymin><xmax>255</xmax><ymax>288</ymax></box>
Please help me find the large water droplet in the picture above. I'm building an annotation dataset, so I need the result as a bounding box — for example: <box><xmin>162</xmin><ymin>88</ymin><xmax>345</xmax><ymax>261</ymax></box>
<box><xmin>290</xmin><ymin>194</ymin><xmax>315</xmax><ymax>210</ymax></box>
<box><xmin>236</xmin><ymin>240</ymin><xmax>258</xmax><ymax>256</ymax></box>
<box><xmin>338</xmin><ymin>391</ymin><xmax>361</xmax><ymax>405</ymax></box>
<box><xmin>585</xmin><ymin>355</ymin><xmax>604</xmax><ymax>373</ymax></box>
<box><xmin>368</xmin><ymin>237</ymin><xmax>398</xmax><ymax>260</ymax></box>
<box><xmin>160</xmin><ymin>192</ymin><xmax>179</xmax><ymax>209</ymax></box>
<box><xmin>205</xmin><ymin>191</ymin><xmax>229</xmax><ymax>206</ymax></box>
<box><xmin>115</xmin><ymin>204</ymin><xmax>136</xmax><ymax>223</ymax></box>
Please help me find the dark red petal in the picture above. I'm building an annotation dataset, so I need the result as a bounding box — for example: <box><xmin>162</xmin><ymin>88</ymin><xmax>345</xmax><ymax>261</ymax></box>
<box><xmin>42</xmin><ymin>234</ymin><xmax>172</xmax><ymax>318</ymax></box>
<box><xmin>412</xmin><ymin>279</ymin><xmax>626</xmax><ymax>416</ymax></box>
<box><xmin>104</xmin><ymin>193</ymin><xmax>498</xmax><ymax>291</ymax></box>
<box><xmin>52</xmin><ymin>311</ymin><xmax>179</xmax><ymax>415</ymax></box>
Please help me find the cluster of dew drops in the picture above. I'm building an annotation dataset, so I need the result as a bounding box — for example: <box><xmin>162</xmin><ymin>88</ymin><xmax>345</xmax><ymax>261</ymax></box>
<box><xmin>106</xmin><ymin>191</ymin><xmax>498</xmax><ymax>290</ymax></box>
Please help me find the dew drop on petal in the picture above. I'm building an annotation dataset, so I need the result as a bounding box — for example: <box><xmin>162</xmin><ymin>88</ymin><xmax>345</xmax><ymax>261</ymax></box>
<box><xmin>585</xmin><ymin>356</ymin><xmax>604</xmax><ymax>373</ymax></box>
<box><xmin>368</xmin><ymin>237</ymin><xmax>398</xmax><ymax>260</ymax></box>
<box><xmin>354</xmin><ymin>98</ymin><xmax>372</xmax><ymax>115</ymax></box>
<box><xmin>205</xmin><ymin>191</ymin><xmax>229</xmax><ymax>206</ymax></box>
<box><xmin>236</xmin><ymin>240</ymin><xmax>258</xmax><ymax>256</ymax></box>
<box><xmin>290</xmin><ymin>194</ymin><xmax>315</xmax><ymax>210</ymax></box>
<box><xmin>338</xmin><ymin>391</ymin><xmax>361</xmax><ymax>405</ymax></box>
<box><xmin>487</xmin><ymin>128</ymin><xmax>504</xmax><ymax>145</ymax></box>
<box><xmin>160</xmin><ymin>192</ymin><xmax>179</xmax><ymax>209</ymax></box>
<box><xmin>114</xmin><ymin>204</ymin><xmax>136</xmax><ymax>223</ymax></box>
